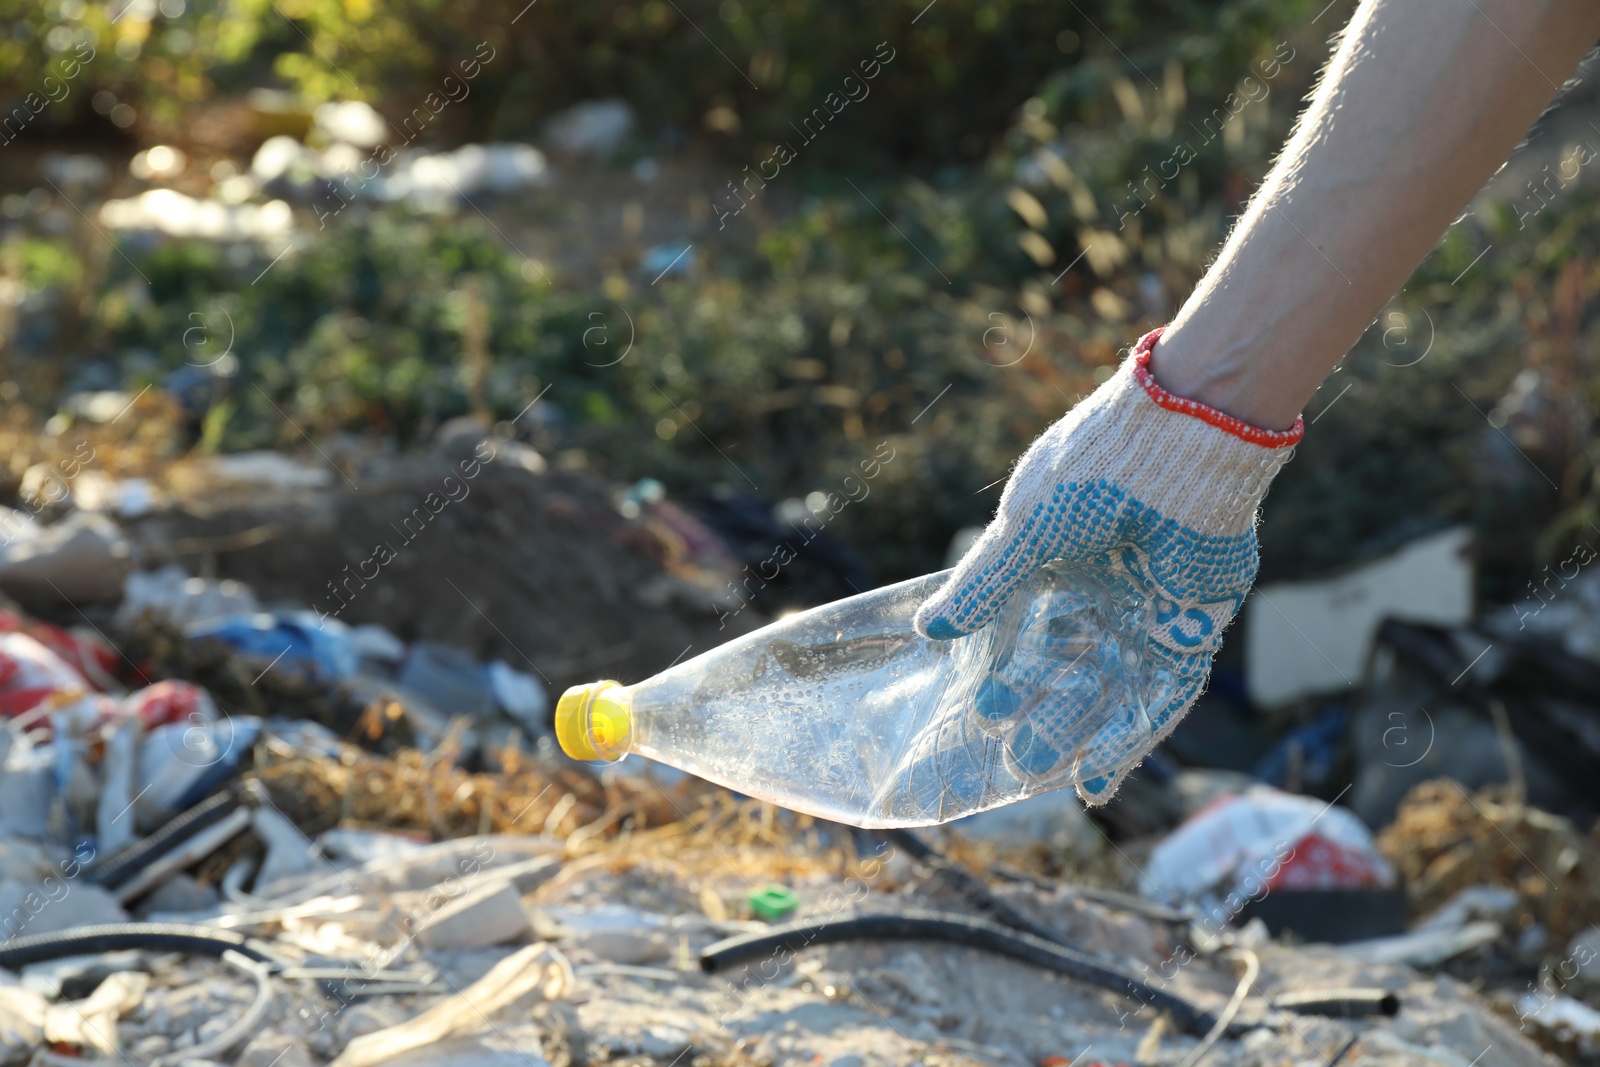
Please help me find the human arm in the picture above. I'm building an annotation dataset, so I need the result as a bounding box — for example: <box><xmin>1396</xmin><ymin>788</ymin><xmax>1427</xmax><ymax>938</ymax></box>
<box><xmin>914</xmin><ymin>0</ymin><xmax>1600</xmax><ymax>805</ymax></box>
<box><xmin>1155</xmin><ymin>0</ymin><xmax>1600</xmax><ymax>429</ymax></box>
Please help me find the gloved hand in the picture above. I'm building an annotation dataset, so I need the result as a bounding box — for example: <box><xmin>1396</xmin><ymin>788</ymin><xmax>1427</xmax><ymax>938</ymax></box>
<box><xmin>914</xmin><ymin>328</ymin><xmax>1301</xmax><ymax>805</ymax></box>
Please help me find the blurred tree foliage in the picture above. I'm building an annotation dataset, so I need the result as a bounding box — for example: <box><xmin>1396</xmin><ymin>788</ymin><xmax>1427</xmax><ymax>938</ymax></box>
<box><xmin>4</xmin><ymin>0</ymin><xmax>1310</xmax><ymax>162</ymax></box>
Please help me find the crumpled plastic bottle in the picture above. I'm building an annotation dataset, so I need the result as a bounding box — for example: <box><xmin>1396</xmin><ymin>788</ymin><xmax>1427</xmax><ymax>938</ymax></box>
<box><xmin>555</xmin><ymin>562</ymin><xmax>1173</xmax><ymax>827</ymax></box>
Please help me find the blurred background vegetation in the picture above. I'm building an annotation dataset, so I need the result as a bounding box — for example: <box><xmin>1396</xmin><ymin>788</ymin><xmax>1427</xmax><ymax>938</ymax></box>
<box><xmin>2</xmin><ymin>0</ymin><xmax>1597</xmax><ymax>598</ymax></box>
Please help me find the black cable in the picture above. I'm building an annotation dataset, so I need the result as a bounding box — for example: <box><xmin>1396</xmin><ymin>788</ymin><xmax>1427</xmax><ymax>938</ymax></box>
<box><xmin>1272</xmin><ymin>989</ymin><xmax>1400</xmax><ymax>1018</ymax></box>
<box><xmin>700</xmin><ymin>908</ymin><xmax>1219</xmax><ymax>1037</ymax></box>
<box><xmin>86</xmin><ymin>791</ymin><xmax>241</xmax><ymax>891</ymax></box>
<box><xmin>0</xmin><ymin>922</ymin><xmax>282</xmax><ymax>971</ymax></box>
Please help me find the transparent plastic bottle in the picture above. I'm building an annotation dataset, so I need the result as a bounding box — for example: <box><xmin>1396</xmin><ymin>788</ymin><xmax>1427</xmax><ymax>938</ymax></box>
<box><xmin>554</xmin><ymin>561</ymin><xmax>1171</xmax><ymax>827</ymax></box>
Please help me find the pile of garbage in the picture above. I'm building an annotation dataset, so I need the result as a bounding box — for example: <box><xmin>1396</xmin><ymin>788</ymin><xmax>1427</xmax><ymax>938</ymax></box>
<box><xmin>0</xmin><ymin>410</ymin><xmax>1595</xmax><ymax>1065</ymax></box>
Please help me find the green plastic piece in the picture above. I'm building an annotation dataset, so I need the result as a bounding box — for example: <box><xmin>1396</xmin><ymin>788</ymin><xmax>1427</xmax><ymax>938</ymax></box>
<box><xmin>748</xmin><ymin>884</ymin><xmax>799</xmax><ymax>921</ymax></box>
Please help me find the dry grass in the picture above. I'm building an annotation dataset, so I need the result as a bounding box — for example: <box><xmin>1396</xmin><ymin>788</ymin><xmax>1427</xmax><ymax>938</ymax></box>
<box><xmin>1378</xmin><ymin>778</ymin><xmax>1600</xmax><ymax>946</ymax></box>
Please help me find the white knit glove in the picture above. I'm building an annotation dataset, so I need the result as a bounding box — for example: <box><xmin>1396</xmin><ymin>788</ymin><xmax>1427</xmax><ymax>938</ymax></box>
<box><xmin>914</xmin><ymin>328</ymin><xmax>1301</xmax><ymax>805</ymax></box>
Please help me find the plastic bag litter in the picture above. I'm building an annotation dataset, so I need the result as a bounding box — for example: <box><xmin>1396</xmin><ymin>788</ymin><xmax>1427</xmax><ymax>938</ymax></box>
<box><xmin>398</xmin><ymin>642</ymin><xmax>495</xmax><ymax>717</ymax></box>
<box><xmin>98</xmin><ymin>189</ymin><xmax>295</xmax><ymax>240</ymax></box>
<box><xmin>487</xmin><ymin>660</ymin><xmax>547</xmax><ymax>730</ymax></box>
<box><xmin>328</xmin><ymin>943</ymin><xmax>573</xmax><ymax>1067</ymax></box>
<box><xmin>541</xmin><ymin>904</ymin><xmax>674</xmax><ymax>965</ymax></box>
<box><xmin>315</xmin><ymin>100</ymin><xmax>387</xmax><ymax>147</ymax></box>
<box><xmin>0</xmin><ymin>735</ymin><xmax>55</xmax><ymax>838</ymax></box>
<box><xmin>0</xmin><ymin>632</ymin><xmax>99</xmax><ymax>723</ymax></box>
<box><xmin>58</xmin><ymin>470</ymin><xmax>159</xmax><ymax>517</ymax></box>
<box><xmin>1143</xmin><ymin>785</ymin><xmax>1396</xmax><ymax>910</ymax></box>
<box><xmin>315</xmin><ymin>828</ymin><xmax>431</xmax><ymax>866</ymax></box>
<box><xmin>188</xmin><ymin>611</ymin><xmax>359</xmax><ymax>681</ymax></box>
<box><xmin>350</xmin><ymin>623</ymin><xmax>406</xmax><ymax>664</ymax></box>
<box><xmin>117</xmin><ymin>564</ymin><xmax>260</xmax><ymax>630</ymax></box>
<box><xmin>0</xmin><ymin>609</ymin><xmax>119</xmax><ymax>688</ymax></box>
<box><xmin>124</xmin><ymin>679</ymin><xmax>215</xmax><ymax>729</ymax></box>
<box><xmin>136</xmin><ymin>713</ymin><xmax>261</xmax><ymax>822</ymax></box>
<box><xmin>96</xmin><ymin>716</ymin><xmax>140</xmax><ymax>856</ymax></box>
<box><xmin>196</xmin><ymin>450</ymin><xmax>334</xmax><ymax>490</ymax></box>
<box><xmin>0</xmin><ymin>984</ymin><xmax>45</xmax><ymax>1061</ymax></box>
<box><xmin>1517</xmin><ymin>991</ymin><xmax>1600</xmax><ymax>1058</ymax></box>
<box><xmin>543</xmin><ymin>99</ymin><xmax>634</xmax><ymax>155</ymax></box>
<box><xmin>45</xmin><ymin>970</ymin><xmax>149</xmax><ymax>1055</ymax></box>
<box><xmin>0</xmin><ymin>511</ymin><xmax>130</xmax><ymax>606</ymax></box>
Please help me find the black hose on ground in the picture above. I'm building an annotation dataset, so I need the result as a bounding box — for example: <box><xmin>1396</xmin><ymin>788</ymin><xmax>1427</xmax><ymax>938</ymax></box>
<box><xmin>700</xmin><ymin>908</ymin><xmax>1220</xmax><ymax>1037</ymax></box>
<box><xmin>0</xmin><ymin>922</ymin><xmax>283</xmax><ymax>972</ymax></box>
<box><xmin>1272</xmin><ymin>988</ymin><xmax>1400</xmax><ymax>1018</ymax></box>
<box><xmin>869</xmin><ymin>832</ymin><xmax>1404</xmax><ymax>1031</ymax></box>
<box><xmin>86</xmin><ymin>791</ymin><xmax>241</xmax><ymax>891</ymax></box>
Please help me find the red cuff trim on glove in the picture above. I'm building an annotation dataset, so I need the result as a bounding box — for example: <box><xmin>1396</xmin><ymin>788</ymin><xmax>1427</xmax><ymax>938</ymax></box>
<box><xmin>1131</xmin><ymin>327</ymin><xmax>1305</xmax><ymax>448</ymax></box>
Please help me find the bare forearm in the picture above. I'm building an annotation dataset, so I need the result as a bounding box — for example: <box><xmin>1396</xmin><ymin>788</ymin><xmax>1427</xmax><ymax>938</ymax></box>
<box><xmin>1152</xmin><ymin>0</ymin><xmax>1600</xmax><ymax>430</ymax></box>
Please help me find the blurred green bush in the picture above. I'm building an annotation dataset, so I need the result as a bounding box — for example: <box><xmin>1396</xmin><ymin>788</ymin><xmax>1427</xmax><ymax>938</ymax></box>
<box><xmin>6</xmin><ymin>0</ymin><xmax>1596</xmax><ymax>597</ymax></box>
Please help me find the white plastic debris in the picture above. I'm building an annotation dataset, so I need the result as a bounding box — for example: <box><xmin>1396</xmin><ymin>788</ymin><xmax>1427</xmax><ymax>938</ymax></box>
<box><xmin>487</xmin><ymin>660</ymin><xmax>548</xmax><ymax>731</ymax></box>
<box><xmin>544</xmin><ymin>904</ymin><xmax>673</xmax><ymax>965</ymax></box>
<box><xmin>329</xmin><ymin>943</ymin><xmax>572</xmax><ymax>1067</ymax></box>
<box><xmin>254</xmin><ymin>804</ymin><xmax>336</xmax><ymax>892</ymax></box>
<box><xmin>414</xmin><ymin>878</ymin><xmax>531</xmax><ymax>950</ymax></box>
<box><xmin>117</xmin><ymin>565</ymin><xmax>260</xmax><ymax>630</ymax></box>
<box><xmin>0</xmin><ymin>507</ymin><xmax>40</xmax><ymax>549</ymax></box>
<box><xmin>67</xmin><ymin>471</ymin><xmax>158</xmax><ymax>517</ymax></box>
<box><xmin>1413</xmin><ymin>884</ymin><xmax>1521</xmax><ymax>932</ymax></box>
<box><xmin>0</xmin><ymin>512</ymin><xmax>131</xmax><ymax>605</ymax></box>
<box><xmin>40</xmin><ymin>153</ymin><xmax>108</xmax><ymax>189</ymax></box>
<box><xmin>1484</xmin><ymin>567</ymin><xmax>1600</xmax><ymax>665</ymax></box>
<box><xmin>1515</xmin><ymin>991</ymin><xmax>1600</xmax><ymax>1057</ymax></box>
<box><xmin>98</xmin><ymin>189</ymin><xmax>294</xmax><ymax>240</ymax></box>
<box><xmin>0</xmin><ymin>735</ymin><xmax>55</xmax><ymax>839</ymax></box>
<box><xmin>199</xmin><ymin>451</ymin><xmax>335</xmax><ymax>489</ymax></box>
<box><xmin>130</xmin><ymin>144</ymin><xmax>187</xmax><ymax>181</ymax></box>
<box><xmin>452</xmin><ymin>143</ymin><xmax>549</xmax><ymax>193</ymax></box>
<box><xmin>1143</xmin><ymin>785</ymin><xmax>1396</xmax><ymax>909</ymax></box>
<box><xmin>0</xmin><ymin>880</ymin><xmax>127</xmax><ymax>938</ymax></box>
<box><xmin>360</xmin><ymin>144</ymin><xmax>550</xmax><ymax>207</ymax></box>
<box><xmin>315</xmin><ymin>100</ymin><xmax>389</xmax><ymax>147</ymax></box>
<box><xmin>134</xmin><ymin>710</ymin><xmax>256</xmax><ymax>825</ymax></box>
<box><xmin>96</xmin><ymin>716</ymin><xmax>141</xmax><ymax>857</ymax></box>
<box><xmin>543</xmin><ymin>99</ymin><xmax>634</xmax><ymax>155</ymax></box>
<box><xmin>314</xmin><ymin>828</ymin><xmax>431</xmax><ymax>867</ymax></box>
<box><xmin>1340</xmin><ymin>920</ymin><xmax>1502</xmax><ymax>967</ymax></box>
<box><xmin>1244</xmin><ymin>527</ymin><xmax>1474</xmax><ymax>706</ymax></box>
<box><xmin>252</xmin><ymin>134</ymin><xmax>318</xmax><ymax>184</ymax></box>
<box><xmin>43</xmin><ymin>970</ymin><xmax>149</xmax><ymax>1056</ymax></box>
<box><xmin>0</xmin><ymin>984</ymin><xmax>45</xmax><ymax>1060</ymax></box>
<box><xmin>62</xmin><ymin>390</ymin><xmax>138</xmax><ymax>423</ymax></box>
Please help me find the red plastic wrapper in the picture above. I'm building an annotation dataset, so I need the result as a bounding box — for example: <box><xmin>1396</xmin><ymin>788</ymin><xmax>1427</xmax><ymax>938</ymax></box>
<box><xmin>123</xmin><ymin>679</ymin><xmax>216</xmax><ymax>730</ymax></box>
<box><xmin>0</xmin><ymin>631</ymin><xmax>94</xmax><ymax>718</ymax></box>
<box><xmin>0</xmin><ymin>610</ymin><xmax>120</xmax><ymax>688</ymax></box>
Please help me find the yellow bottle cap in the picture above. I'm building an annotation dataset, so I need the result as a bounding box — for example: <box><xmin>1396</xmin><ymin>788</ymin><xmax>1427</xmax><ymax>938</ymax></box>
<box><xmin>555</xmin><ymin>680</ymin><xmax>632</xmax><ymax>762</ymax></box>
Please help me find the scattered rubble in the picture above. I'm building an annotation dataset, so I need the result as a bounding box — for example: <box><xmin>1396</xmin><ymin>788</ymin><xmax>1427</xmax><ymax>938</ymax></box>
<box><xmin>0</xmin><ymin>416</ymin><xmax>1594</xmax><ymax>1066</ymax></box>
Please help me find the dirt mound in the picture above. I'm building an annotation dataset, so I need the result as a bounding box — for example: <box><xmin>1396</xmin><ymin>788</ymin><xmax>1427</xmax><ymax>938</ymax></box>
<box><xmin>123</xmin><ymin>438</ymin><xmax>762</xmax><ymax>704</ymax></box>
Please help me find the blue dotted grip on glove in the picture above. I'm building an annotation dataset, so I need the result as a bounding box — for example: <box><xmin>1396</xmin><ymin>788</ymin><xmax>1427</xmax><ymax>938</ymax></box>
<box><xmin>920</xmin><ymin>479</ymin><xmax>1261</xmax><ymax>802</ymax></box>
